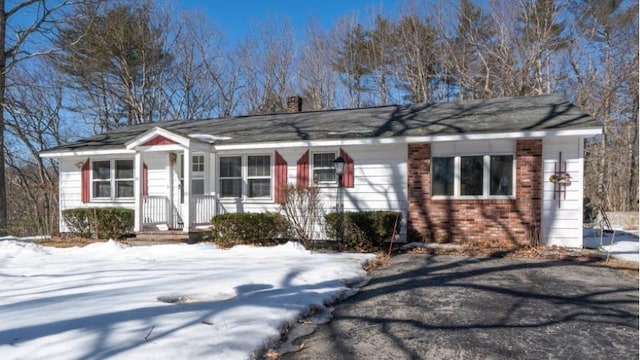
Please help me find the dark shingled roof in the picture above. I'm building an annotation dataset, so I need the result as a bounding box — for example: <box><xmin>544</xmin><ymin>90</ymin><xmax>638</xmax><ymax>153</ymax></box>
<box><xmin>41</xmin><ymin>95</ymin><xmax>600</xmax><ymax>154</ymax></box>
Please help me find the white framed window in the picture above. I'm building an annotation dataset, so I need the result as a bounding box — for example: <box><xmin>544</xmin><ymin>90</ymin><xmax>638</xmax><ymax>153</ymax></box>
<box><xmin>218</xmin><ymin>154</ymin><xmax>273</xmax><ymax>199</ymax></box>
<box><xmin>432</xmin><ymin>154</ymin><xmax>514</xmax><ymax>198</ymax></box>
<box><xmin>312</xmin><ymin>151</ymin><xmax>337</xmax><ymax>184</ymax></box>
<box><xmin>92</xmin><ymin>159</ymin><xmax>134</xmax><ymax>200</ymax></box>
<box><xmin>247</xmin><ymin>155</ymin><xmax>271</xmax><ymax>198</ymax></box>
<box><xmin>219</xmin><ymin>156</ymin><xmax>243</xmax><ymax>198</ymax></box>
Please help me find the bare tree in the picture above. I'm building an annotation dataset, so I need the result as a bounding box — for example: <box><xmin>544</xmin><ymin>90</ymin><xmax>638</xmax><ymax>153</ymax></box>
<box><xmin>333</xmin><ymin>18</ymin><xmax>374</xmax><ymax>108</ymax></box>
<box><xmin>438</xmin><ymin>0</ymin><xmax>496</xmax><ymax>100</ymax></box>
<box><xmin>482</xmin><ymin>0</ymin><xmax>566</xmax><ymax>97</ymax></box>
<box><xmin>4</xmin><ymin>59</ymin><xmax>65</xmax><ymax>234</ymax></box>
<box><xmin>394</xmin><ymin>10</ymin><xmax>439</xmax><ymax>103</ymax></box>
<box><xmin>568</xmin><ymin>0</ymin><xmax>638</xmax><ymax>210</ymax></box>
<box><xmin>237</xmin><ymin>17</ymin><xmax>297</xmax><ymax>115</ymax></box>
<box><xmin>297</xmin><ymin>20</ymin><xmax>339</xmax><ymax>111</ymax></box>
<box><xmin>0</xmin><ymin>0</ymin><xmax>87</xmax><ymax>235</ymax></box>
<box><xmin>166</xmin><ymin>11</ymin><xmax>240</xmax><ymax>120</ymax></box>
<box><xmin>365</xmin><ymin>14</ymin><xmax>399</xmax><ymax>105</ymax></box>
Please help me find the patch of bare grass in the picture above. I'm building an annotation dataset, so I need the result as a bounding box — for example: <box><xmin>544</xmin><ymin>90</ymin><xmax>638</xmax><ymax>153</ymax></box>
<box><xmin>35</xmin><ymin>236</ymin><xmax>106</xmax><ymax>248</ymax></box>
<box><xmin>365</xmin><ymin>253</ymin><xmax>391</xmax><ymax>271</ymax></box>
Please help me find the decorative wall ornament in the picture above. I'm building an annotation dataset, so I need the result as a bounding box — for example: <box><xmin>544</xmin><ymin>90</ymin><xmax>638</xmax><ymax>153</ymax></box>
<box><xmin>549</xmin><ymin>173</ymin><xmax>572</xmax><ymax>185</ymax></box>
<box><xmin>550</xmin><ymin>152</ymin><xmax>571</xmax><ymax>208</ymax></box>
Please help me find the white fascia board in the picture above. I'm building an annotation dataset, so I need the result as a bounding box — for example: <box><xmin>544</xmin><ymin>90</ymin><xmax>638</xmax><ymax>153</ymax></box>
<box><xmin>405</xmin><ymin>127</ymin><xmax>603</xmax><ymax>143</ymax></box>
<box><xmin>125</xmin><ymin>127</ymin><xmax>191</xmax><ymax>149</ymax></box>
<box><xmin>212</xmin><ymin>127</ymin><xmax>602</xmax><ymax>151</ymax></box>
<box><xmin>213</xmin><ymin>138</ymin><xmax>401</xmax><ymax>151</ymax></box>
<box><xmin>40</xmin><ymin>149</ymin><xmax>135</xmax><ymax>158</ymax></box>
<box><xmin>137</xmin><ymin>144</ymin><xmax>187</xmax><ymax>152</ymax></box>
<box><xmin>41</xmin><ymin>127</ymin><xmax>602</xmax><ymax>157</ymax></box>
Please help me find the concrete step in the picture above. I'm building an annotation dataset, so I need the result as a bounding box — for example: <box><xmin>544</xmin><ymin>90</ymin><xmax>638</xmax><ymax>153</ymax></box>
<box><xmin>129</xmin><ymin>229</ymin><xmax>212</xmax><ymax>244</ymax></box>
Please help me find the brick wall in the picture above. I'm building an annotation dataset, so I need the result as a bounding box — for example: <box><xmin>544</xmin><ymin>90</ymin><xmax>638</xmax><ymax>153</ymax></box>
<box><xmin>407</xmin><ymin>140</ymin><xmax>542</xmax><ymax>247</ymax></box>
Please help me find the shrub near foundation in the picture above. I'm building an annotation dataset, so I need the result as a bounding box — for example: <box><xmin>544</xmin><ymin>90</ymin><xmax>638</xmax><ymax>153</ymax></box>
<box><xmin>94</xmin><ymin>208</ymin><xmax>134</xmax><ymax>239</ymax></box>
<box><xmin>325</xmin><ymin>211</ymin><xmax>401</xmax><ymax>252</ymax></box>
<box><xmin>62</xmin><ymin>207</ymin><xmax>134</xmax><ymax>239</ymax></box>
<box><xmin>211</xmin><ymin>212</ymin><xmax>290</xmax><ymax>247</ymax></box>
<box><xmin>62</xmin><ymin>208</ymin><xmax>93</xmax><ymax>238</ymax></box>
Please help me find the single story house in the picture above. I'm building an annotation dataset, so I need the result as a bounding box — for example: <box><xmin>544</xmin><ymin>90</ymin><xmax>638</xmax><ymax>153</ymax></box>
<box><xmin>40</xmin><ymin>95</ymin><xmax>601</xmax><ymax>247</ymax></box>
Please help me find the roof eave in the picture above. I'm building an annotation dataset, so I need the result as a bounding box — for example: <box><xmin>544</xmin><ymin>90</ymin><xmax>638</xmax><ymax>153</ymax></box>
<box><xmin>40</xmin><ymin>126</ymin><xmax>602</xmax><ymax>157</ymax></box>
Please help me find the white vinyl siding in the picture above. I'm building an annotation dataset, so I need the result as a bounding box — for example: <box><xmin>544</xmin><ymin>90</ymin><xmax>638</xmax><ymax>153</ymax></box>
<box><xmin>541</xmin><ymin>137</ymin><xmax>584</xmax><ymax>248</ymax></box>
<box><xmin>217</xmin><ymin>144</ymin><xmax>408</xmax><ymax>224</ymax></box>
<box><xmin>58</xmin><ymin>156</ymin><xmax>137</xmax><ymax>233</ymax></box>
<box><xmin>144</xmin><ymin>152</ymin><xmax>170</xmax><ymax>197</ymax></box>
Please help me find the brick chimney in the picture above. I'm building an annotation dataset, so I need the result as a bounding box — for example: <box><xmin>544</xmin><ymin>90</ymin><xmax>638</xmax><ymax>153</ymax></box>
<box><xmin>286</xmin><ymin>96</ymin><xmax>302</xmax><ymax>113</ymax></box>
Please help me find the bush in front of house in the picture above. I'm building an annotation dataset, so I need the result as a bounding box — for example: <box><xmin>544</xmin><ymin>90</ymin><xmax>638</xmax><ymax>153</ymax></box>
<box><xmin>94</xmin><ymin>208</ymin><xmax>135</xmax><ymax>239</ymax></box>
<box><xmin>62</xmin><ymin>208</ymin><xmax>93</xmax><ymax>238</ymax></box>
<box><xmin>62</xmin><ymin>207</ymin><xmax>134</xmax><ymax>239</ymax></box>
<box><xmin>210</xmin><ymin>212</ymin><xmax>290</xmax><ymax>247</ymax></box>
<box><xmin>325</xmin><ymin>211</ymin><xmax>402</xmax><ymax>252</ymax></box>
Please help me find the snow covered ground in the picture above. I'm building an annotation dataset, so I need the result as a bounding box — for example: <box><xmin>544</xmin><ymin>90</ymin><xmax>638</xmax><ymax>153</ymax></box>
<box><xmin>0</xmin><ymin>240</ymin><xmax>373</xmax><ymax>360</ymax></box>
<box><xmin>583</xmin><ymin>229</ymin><xmax>639</xmax><ymax>263</ymax></box>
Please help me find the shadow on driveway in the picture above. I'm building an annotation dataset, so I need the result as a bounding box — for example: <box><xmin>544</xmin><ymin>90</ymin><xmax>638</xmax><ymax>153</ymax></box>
<box><xmin>281</xmin><ymin>255</ymin><xmax>639</xmax><ymax>360</ymax></box>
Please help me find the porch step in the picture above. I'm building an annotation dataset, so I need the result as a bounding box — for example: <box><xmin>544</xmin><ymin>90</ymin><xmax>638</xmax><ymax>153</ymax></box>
<box><xmin>127</xmin><ymin>230</ymin><xmax>212</xmax><ymax>245</ymax></box>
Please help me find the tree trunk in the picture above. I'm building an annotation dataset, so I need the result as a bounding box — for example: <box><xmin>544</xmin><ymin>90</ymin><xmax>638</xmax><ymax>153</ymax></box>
<box><xmin>0</xmin><ymin>1</ymin><xmax>7</xmax><ymax>236</ymax></box>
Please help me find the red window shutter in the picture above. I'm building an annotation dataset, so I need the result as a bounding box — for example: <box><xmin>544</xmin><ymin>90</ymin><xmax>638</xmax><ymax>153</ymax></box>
<box><xmin>81</xmin><ymin>158</ymin><xmax>90</xmax><ymax>203</ymax></box>
<box><xmin>142</xmin><ymin>163</ymin><xmax>149</xmax><ymax>196</ymax></box>
<box><xmin>274</xmin><ymin>151</ymin><xmax>287</xmax><ymax>203</ymax></box>
<box><xmin>340</xmin><ymin>148</ymin><xmax>355</xmax><ymax>188</ymax></box>
<box><xmin>296</xmin><ymin>150</ymin><xmax>309</xmax><ymax>186</ymax></box>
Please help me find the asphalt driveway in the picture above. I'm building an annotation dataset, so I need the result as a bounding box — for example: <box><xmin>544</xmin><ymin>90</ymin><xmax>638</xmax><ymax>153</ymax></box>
<box><xmin>280</xmin><ymin>254</ymin><xmax>639</xmax><ymax>360</ymax></box>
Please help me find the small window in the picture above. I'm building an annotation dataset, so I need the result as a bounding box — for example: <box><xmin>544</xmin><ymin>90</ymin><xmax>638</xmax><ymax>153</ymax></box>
<box><xmin>490</xmin><ymin>155</ymin><xmax>513</xmax><ymax>196</ymax></box>
<box><xmin>219</xmin><ymin>156</ymin><xmax>242</xmax><ymax>198</ymax></box>
<box><xmin>312</xmin><ymin>152</ymin><xmax>336</xmax><ymax>183</ymax></box>
<box><xmin>432</xmin><ymin>157</ymin><xmax>454</xmax><ymax>196</ymax></box>
<box><xmin>192</xmin><ymin>154</ymin><xmax>206</xmax><ymax>196</ymax></box>
<box><xmin>248</xmin><ymin>155</ymin><xmax>271</xmax><ymax>198</ymax></box>
<box><xmin>192</xmin><ymin>155</ymin><xmax>205</xmax><ymax>172</ymax></box>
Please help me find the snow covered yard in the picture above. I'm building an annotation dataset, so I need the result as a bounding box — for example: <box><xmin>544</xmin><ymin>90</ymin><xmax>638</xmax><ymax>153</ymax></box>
<box><xmin>0</xmin><ymin>240</ymin><xmax>373</xmax><ymax>360</ymax></box>
<box><xmin>583</xmin><ymin>229</ymin><xmax>639</xmax><ymax>263</ymax></box>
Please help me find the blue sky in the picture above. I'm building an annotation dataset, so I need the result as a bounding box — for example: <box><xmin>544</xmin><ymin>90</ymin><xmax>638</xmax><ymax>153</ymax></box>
<box><xmin>177</xmin><ymin>0</ymin><xmax>402</xmax><ymax>41</ymax></box>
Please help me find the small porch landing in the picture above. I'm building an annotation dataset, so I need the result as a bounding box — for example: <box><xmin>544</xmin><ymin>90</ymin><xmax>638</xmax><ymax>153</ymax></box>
<box><xmin>126</xmin><ymin>229</ymin><xmax>213</xmax><ymax>245</ymax></box>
